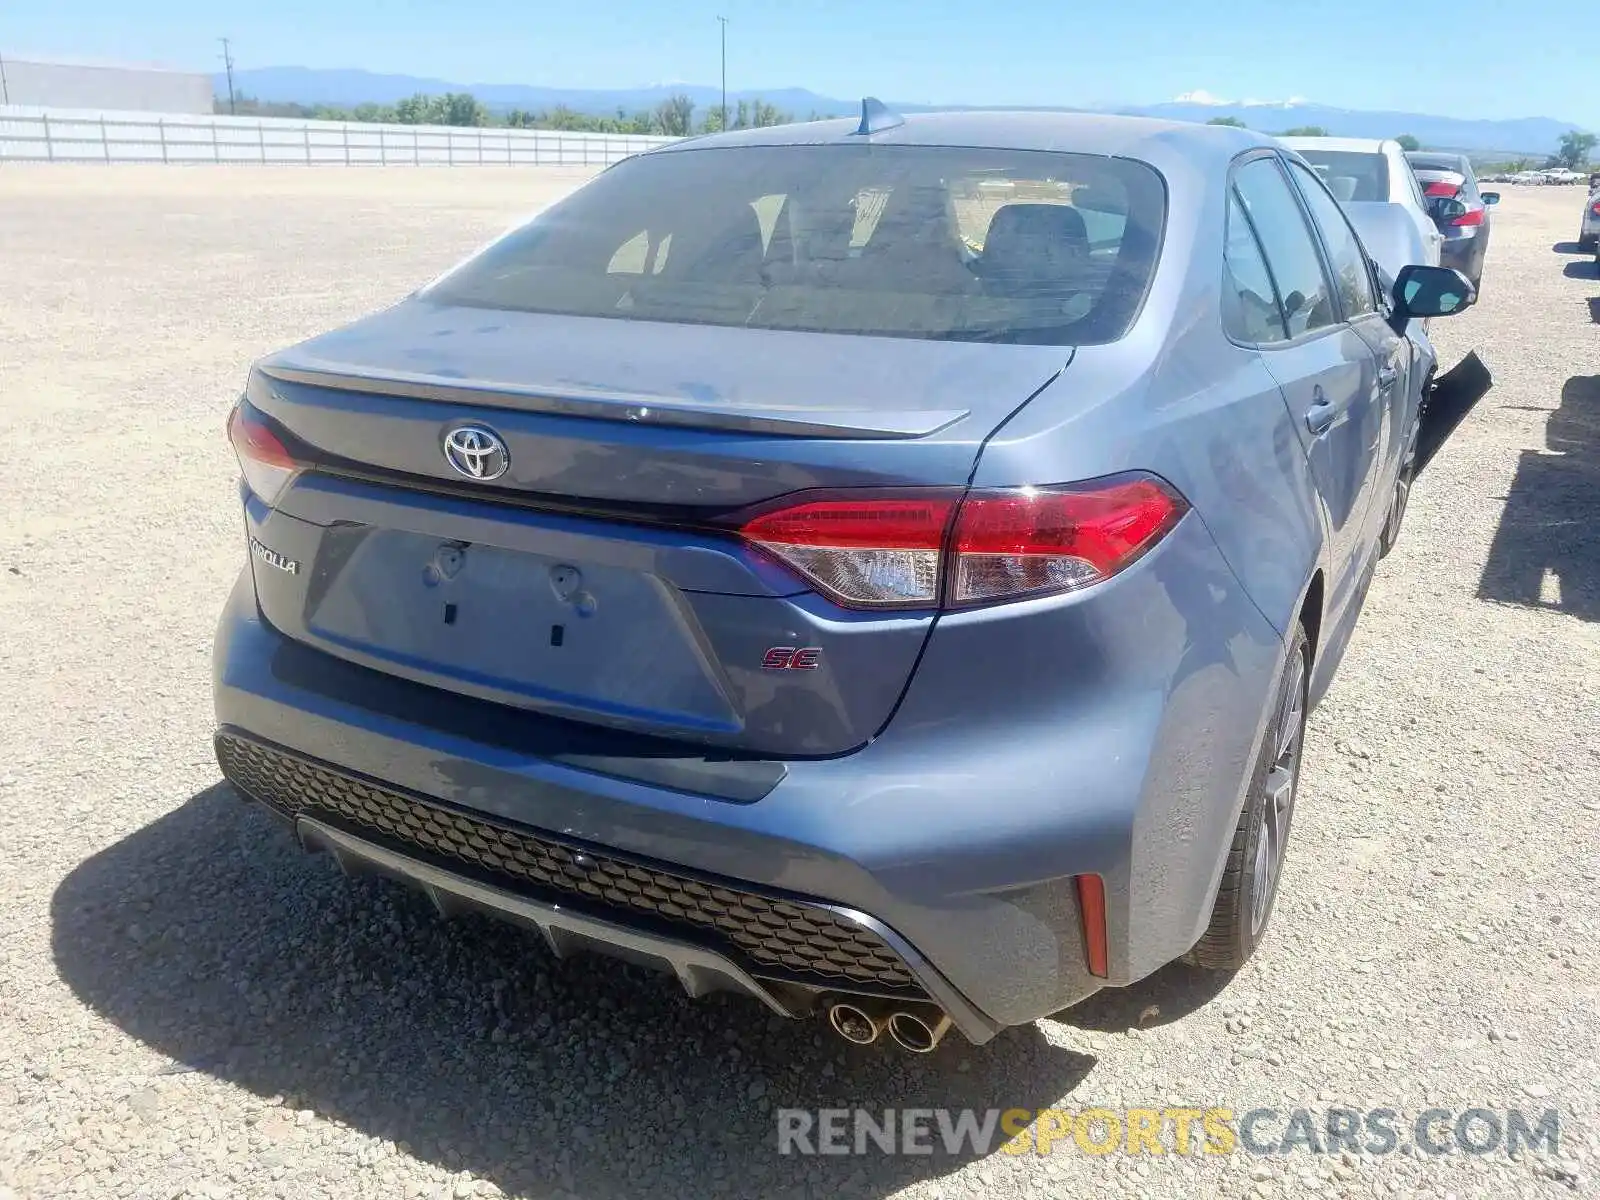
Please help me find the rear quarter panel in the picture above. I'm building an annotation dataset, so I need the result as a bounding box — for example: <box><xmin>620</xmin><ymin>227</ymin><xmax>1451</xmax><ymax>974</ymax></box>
<box><xmin>969</xmin><ymin>141</ymin><xmax>1328</xmax><ymax>640</ymax></box>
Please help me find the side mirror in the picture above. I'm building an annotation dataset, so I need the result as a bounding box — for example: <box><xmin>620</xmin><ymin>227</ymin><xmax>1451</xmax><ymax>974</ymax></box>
<box><xmin>1428</xmin><ymin>196</ymin><xmax>1468</xmax><ymax>223</ymax></box>
<box><xmin>1481</xmin><ymin>192</ymin><xmax>1500</xmax><ymax>205</ymax></box>
<box><xmin>1390</xmin><ymin>264</ymin><xmax>1476</xmax><ymax>328</ymax></box>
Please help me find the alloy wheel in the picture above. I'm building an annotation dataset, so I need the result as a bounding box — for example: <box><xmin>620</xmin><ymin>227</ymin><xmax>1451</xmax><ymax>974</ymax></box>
<box><xmin>1251</xmin><ymin>649</ymin><xmax>1306</xmax><ymax>936</ymax></box>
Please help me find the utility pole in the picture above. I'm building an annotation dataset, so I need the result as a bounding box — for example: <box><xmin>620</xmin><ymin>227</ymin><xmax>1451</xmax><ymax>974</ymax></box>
<box><xmin>219</xmin><ymin>37</ymin><xmax>236</xmax><ymax>114</ymax></box>
<box><xmin>717</xmin><ymin>16</ymin><xmax>728</xmax><ymax>132</ymax></box>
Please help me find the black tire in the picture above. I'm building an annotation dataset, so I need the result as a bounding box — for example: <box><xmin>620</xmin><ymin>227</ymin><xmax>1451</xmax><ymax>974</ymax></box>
<box><xmin>1579</xmin><ymin>234</ymin><xmax>1597</xmax><ymax>251</ymax></box>
<box><xmin>1187</xmin><ymin>622</ymin><xmax>1310</xmax><ymax>971</ymax></box>
<box><xmin>1378</xmin><ymin>453</ymin><xmax>1415</xmax><ymax>558</ymax></box>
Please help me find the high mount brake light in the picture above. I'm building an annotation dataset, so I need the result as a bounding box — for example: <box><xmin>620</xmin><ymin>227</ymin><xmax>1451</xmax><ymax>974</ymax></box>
<box><xmin>227</xmin><ymin>400</ymin><xmax>300</xmax><ymax>506</ymax></box>
<box><xmin>734</xmin><ymin>474</ymin><xmax>1187</xmax><ymax>610</ymax></box>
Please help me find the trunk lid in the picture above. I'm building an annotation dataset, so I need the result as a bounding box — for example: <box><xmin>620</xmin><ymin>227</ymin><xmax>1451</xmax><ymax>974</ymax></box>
<box><xmin>242</xmin><ymin>299</ymin><xmax>1071</xmax><ymax>757</ymax></box>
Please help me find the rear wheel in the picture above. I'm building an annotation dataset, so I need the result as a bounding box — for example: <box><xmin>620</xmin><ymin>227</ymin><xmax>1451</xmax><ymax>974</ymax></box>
<box><xmin>1579</xmin><ymin>233</ymin><xmax>1597</xmax><ymax>251</ymax></box>
<box><xmin>1187</xmin><ymin>622</ymin><xmax>1310</xmax><ymax>970</ymax></box>
<box><xmin>1378</xmin><ymin>454</ymin><xmax>1415</xmax><ymax>558</ymax></box>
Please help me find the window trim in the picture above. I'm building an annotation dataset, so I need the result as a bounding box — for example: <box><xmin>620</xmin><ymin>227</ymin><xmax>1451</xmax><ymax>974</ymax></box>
<box><xmin>1222</xmin><ymin>149</ymin><xmax>1348</xmax><ymax>352</ymax></box>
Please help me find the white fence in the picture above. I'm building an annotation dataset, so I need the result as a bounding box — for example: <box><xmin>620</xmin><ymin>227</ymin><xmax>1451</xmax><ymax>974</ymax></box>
<box><xmin>0</xmin><ymin>106</ymin><xmax>680</xmax><ymax>166</ymax></box>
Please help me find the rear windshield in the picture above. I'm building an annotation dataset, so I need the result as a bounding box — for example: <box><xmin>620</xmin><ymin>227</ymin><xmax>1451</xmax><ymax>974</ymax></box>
<box><xmin>1406</xmin><ymin>152</ymin><xmax>1468</xmax><ymax>174</ymax></box>
<box><xmin>1291</xmin><ymin>149</ymin><xmax>1390</xmax><ymax>203</ymax></box>
<box><xmin>423</xmin><ymin>144</ymin><xmax>1167</xmax><ymax>345</ymax></box>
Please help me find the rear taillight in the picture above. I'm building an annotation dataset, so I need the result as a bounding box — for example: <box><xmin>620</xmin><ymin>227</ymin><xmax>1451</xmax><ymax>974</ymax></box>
<box><xmin>227</xmin><ymin>400</ymin><xmax>300</xmax><ymax>506</ymax></box>
<box><xmin>1590</xmin><ymin>200</ymin><xmax>1600</xmax><ymax>216</ymax></box>
<box><xmin>1450</xmin><ymin>207</ymin><xmax>1485</xmax><ymax>227</ymax></box>
<box><xmin>738</xmin><ymin>495</ymin><xmax>956</xmax><ymax>608</ymax></box>
<box><xmin>1423</xmin><ymin>181</ymin><xmax>1460</xmax><ymax>198</ymax></box>
<box><xmin>949</xmin><ymin>477</ymin><xmax>1185</xmax><ymax>605</ymax></box>
<box><xmin>735</xmin><ymin>473</ymin><xmax>1187</xmax><ymax>610</ymax></box>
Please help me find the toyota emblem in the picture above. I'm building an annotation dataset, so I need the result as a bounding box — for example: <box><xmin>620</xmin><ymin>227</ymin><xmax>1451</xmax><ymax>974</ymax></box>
<box><xmin>441</xmin><ymin>425</ymin><xmax>509</xmax><ymax>481</ymax></box>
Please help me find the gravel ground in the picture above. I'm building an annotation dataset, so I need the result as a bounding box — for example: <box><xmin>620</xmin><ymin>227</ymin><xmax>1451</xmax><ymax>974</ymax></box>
<box><xmin>1</xmin><ymin>167</ymin><xmax>1597</xmax><ymax>1200</ymax></box>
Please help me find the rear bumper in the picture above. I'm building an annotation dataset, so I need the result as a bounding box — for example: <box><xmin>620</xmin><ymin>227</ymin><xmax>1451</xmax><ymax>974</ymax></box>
<box><xmin>1438</xmin><ymin>230</ymin><xmax>1486</xmax><ymax>278</ymax></box>
<box><xmin>297</xmin><ymin>814</ymin><xmax>822</xmax><ymax>1019</ymax></box>
<box><xmin>213</xmin><ymin>508</ymin><xmax>1285</xmax><ymax>1034</ymax></box>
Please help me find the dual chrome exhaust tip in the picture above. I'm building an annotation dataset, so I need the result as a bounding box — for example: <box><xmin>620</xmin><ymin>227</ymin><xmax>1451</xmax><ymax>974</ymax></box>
<box><xmin>826</xmin><ymin>1000</ymin><xmax>953</xmax><ymax>1053</ymax></box>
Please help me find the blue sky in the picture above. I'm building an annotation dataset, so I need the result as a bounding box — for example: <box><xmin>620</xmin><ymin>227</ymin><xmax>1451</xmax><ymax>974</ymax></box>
<box><xmin>5</xmin><ymin>0</ymin><xmax>1591</xmax><ymax>124</ymax></box>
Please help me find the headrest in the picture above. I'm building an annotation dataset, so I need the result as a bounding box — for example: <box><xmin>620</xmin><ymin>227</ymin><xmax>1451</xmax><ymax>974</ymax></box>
<box><xmin>979</xmin><ymin>204</ymin><xmax>1090</xmax><ymax>292</ymax></box>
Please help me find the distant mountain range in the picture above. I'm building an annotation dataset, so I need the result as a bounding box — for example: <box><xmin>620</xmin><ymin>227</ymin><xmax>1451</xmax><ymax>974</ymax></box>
<box><xmin>218</xmin><ymin>67</ymin><xmax>1588</xmax><ymax>156</ymax></box>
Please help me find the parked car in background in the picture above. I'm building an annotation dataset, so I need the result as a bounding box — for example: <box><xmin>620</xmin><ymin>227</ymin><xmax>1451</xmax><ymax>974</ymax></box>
<box><xmin>214</xmin><ymin>111</ymin><xmax>1476</xmax><ymax>1050</ymax></box>
<box><xmin>1541</xmin><ymin>168</ymin><xmax>1588</xmax><ymax>185</ymax></box>
<box><xmin>1580</xmin><ymin>183</ymin><xmax>1600</xmax><ymax>250</ymax></box>
<box><xmin>1405</xmin><ymin>151</ymin><xmax>1499</xmax><ymax>288</ymax></box>
<box><xmin>1509</xmin><ymin>171</ymin><xmax>1546</xmax><ymax>186</ymax></box>
<box><xmin>1280</xmin><ymin>136</ymin><xmax>1441</xmax><ymax>279</ymax></box>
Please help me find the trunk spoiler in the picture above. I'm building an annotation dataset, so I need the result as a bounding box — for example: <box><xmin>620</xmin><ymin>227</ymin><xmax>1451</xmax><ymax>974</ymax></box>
<box><xmin>256</xmin><ymin>362</ymin><xmax>970</xmax><ymax>441</ymax></box>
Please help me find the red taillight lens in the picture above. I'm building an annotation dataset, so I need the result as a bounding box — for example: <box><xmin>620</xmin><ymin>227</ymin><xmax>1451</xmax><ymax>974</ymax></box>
<box><xmin>1590</xmin><ymin>200</ymin><xmax>1600</xmax><ymax>216</ymax></box>
<box><xmin>1423</xmin><ymin>181</ymin><xmax>1460</xmax><ymax>198</ymax></box>
<box><xmin>739</xmin><ymin>495</ymin><xmax>956</xmax><ymax>607</ymax></box>
<box><xmin>1451</xmin><ymin>208</ymin><xmax>1485</xmax><ymax>227</ymax></box>
<box><xmin>227</xmin><ymin>400</ymin><xmax>300</xmax><ymax>506</ymax></box>
<box><xmin>735</xmin><ymin>473</ymin><xmax>1186</xmax><ymax>610</ymax></box>
<box><xmin>948</xmin><ymin>477</ymin><xmax>1186</xmax><ymax>605</ymax></box>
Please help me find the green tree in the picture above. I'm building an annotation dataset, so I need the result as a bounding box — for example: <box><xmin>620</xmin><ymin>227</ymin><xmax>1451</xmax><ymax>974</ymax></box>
<box><xmin>1395</xmin><ymin>133</ymin><xmax>1420</xmax><ymax>152</ymax></box>
<box><xmin>392</xmin><ymin>93</ymin><xmax>432</xmax><ymax>124</ymax></box>
<box><xmin>1557</xmin><ymin>130</ymin><xmax>1598</xmax><ymax>169</ymax></box>
<box><xmin>1279</xmin><ymin>125</ymin><xmax>1330</xmax><ymax>137</ymax></box>
<box><xmin>438</xmin><ymin>93</ymin><xmax>488</xmax><ymax>127</ymax></box>
<box><xmin>749</xmin><ymin>99</ymin><xmax>791</xmax><ymax>128</ymax></box>
<box><xmin>543</xmin><ymin>105</ymin><xmax>588</xmax><ymax>131</ymax></box>
<box><xmin>1207</xmin><ymin>116</ymin><xmax>1247</xmax><ymax>128</ymax></box>
<box><xmin>654</xmin><ymin>94</ymin><xmax>696</xmax><ymax>137</ymax></box>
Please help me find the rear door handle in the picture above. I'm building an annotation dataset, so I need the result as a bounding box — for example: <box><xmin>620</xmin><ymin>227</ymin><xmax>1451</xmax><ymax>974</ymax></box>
<box><xmin>1305</xmin><ymin>398</ymin><xmax>1338</xmax><ymax>436</ymax></box>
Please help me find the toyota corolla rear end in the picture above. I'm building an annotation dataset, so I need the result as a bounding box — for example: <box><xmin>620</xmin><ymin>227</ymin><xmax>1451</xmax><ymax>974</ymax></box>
<box><xmin>213</xmin><ymin>122</ymin><xmax>1283</xmax><ymax>1047</ymax></box>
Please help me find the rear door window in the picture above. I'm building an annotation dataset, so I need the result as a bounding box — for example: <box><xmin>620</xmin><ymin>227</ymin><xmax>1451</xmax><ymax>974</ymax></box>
<box><xmin>1399</xmin><ymin>158</ymin><xmax>1428</xmax><ymax>210</ymax></box>
<box><xmin>1223</xmin><ymin>193</ymin><xmax>1288</xmax><ymax>343</ymax></box>
<box><xmin>1232</xmin><ymin>157</ymin><xmax>1338</xmax><ymax>338</ymax></box>
<box><xmin>1286</xmin><ymin>161</ymin><xmax>1378</xmax><ymax>319</ymax></box>
<box><xmin>424</xmin><ymin>144</ymin><xmax>1168</xmax><ymax>346</ymax></box>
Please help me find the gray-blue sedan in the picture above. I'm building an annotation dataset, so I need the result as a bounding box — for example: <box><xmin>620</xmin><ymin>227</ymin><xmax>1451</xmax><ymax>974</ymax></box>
<box><xmin>214</xmin><ymin>107</ymin><xmax>1473</xmax><ymax>1051</ymax></box>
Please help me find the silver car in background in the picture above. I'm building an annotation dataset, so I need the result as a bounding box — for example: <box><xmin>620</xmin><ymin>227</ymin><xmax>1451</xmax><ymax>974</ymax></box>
<box><xmin>1579</xmin><ymin>184</ymin><xmax>1600</xmax><ymax>250</ymax></box>
<box><xmin>1280</xmin><ymin>136</ymin><xmax>1442</xmax><ymax>280</ymax></box>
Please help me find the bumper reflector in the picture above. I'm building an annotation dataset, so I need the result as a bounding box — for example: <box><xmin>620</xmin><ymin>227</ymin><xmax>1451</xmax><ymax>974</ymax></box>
<box><xmin>1076</xmin><ymin>873</ymin><xmax>1109</xmax><ymax>977</ymax></box>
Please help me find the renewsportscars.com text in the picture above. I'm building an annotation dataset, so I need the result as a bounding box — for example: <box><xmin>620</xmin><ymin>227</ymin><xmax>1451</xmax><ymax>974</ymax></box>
<box><xmin>777</xmin><ymin>1106</ymin><xmax>1561</xmax><ymax>1159</ymax></box>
